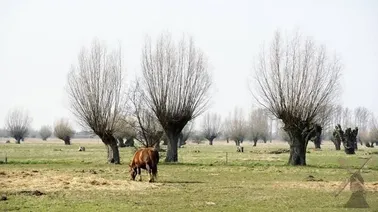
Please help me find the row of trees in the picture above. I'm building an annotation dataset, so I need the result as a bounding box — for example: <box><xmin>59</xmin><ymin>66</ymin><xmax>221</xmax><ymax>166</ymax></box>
<box><xmin>7</xmin><ymin>29</ymin><xmax>369</xmax><ymax>166</ymax></box>
<box><xmin>3</xmin><ymin>108</ymin><xmax>75</xmax><ymax>145</ymax></box>
<box><xmin>327</xmin><ymin>105</ymin><xmax>378</xmax><ymax>147</ymax></box>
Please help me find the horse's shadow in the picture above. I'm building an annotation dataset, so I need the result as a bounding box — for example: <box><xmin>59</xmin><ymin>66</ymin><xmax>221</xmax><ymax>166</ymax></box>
<box><xmin>159</xmin><ymin>180</ymin><xmax>204</xmax><ymax>184</ymax></box>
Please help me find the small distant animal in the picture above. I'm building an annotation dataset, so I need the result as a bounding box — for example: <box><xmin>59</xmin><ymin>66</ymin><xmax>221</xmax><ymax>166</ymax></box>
<box><xmin>78</xmin><ymin>147</ymin><xmax>86</xmax><ymax>151</ymax></box>
<box><xmin>129</xmin><ymin>147</ymin><xmax>159</xmax><ymax>182</ymax></box>
<box><xmin>237</xmin><ymin>146</ymin><xmax>244</xmax><ymax>152</ymax></box>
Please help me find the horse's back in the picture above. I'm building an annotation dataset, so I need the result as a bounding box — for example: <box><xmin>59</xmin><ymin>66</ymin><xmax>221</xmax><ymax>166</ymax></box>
<box><xmin>132</xmin><ymin>147</ymin><xmax>159</xmax><ymax>167</ymax></box>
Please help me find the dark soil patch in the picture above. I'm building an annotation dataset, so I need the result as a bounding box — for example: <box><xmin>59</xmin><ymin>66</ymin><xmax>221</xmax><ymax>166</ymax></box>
<box><xmin>16</xmin><ymin>190</ymin><xmax>45</xmax><ymax>196</ymax></box>
<box><xmin>269</xmin><ymin>149</ymin><xmax>290</xmax><ymax>154</ymax></box>
<box><xmin>305</xmin><ymin>175</ymin><xmax>324</xmax><ymax>182</ymax></box>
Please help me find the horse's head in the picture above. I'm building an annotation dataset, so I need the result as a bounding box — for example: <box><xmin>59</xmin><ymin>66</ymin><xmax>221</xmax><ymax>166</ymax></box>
<box><xmin>129</xmin><ymin>164</ymin><xmax>137</xmax><ymax>180</ymax></box>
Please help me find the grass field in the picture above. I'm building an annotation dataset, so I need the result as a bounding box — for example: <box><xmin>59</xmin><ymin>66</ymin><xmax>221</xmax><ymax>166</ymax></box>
<box><xmin>1</xmin><ymin>139</ymin><xmax>378</xmax><ymax>212</ymax></box>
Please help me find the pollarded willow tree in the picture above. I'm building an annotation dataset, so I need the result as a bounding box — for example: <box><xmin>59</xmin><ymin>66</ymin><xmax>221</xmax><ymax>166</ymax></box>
<box><xmin>54</xmin><ymin>118</ymin><xmax>74</xmax><ymax>145</ymax></box>
<box><xmin>5</xmin><ymin>108</ymin><xmax>32</xmax><ymax>144</ymax></box>
<box><xmin>201</xmin><ymin>113</ymin><xmax>222</xmax><ymax>145</ymax></box>
<box><xmin>39</xmin><ymin>125</ymin><xmax>52</xmax><ymax>141</ymax></box>
<box><xmin>248</xmin><ymin>108</ymin><xmax>269</xmax><ymax>146</ymax></box>
<box><xmin>226</xmin><ymin>108</ymin><xmax>248</xmax><ymax>146</ymax></box>
<box><xmin>252</xmin><ymin>30</ymin><xmax>342</xmax><ymax>165</ymax></box>
<box><xmin>141</xmin><ymin>32</ymin><xmax>211</xmax><ymax>162</ymax></box>
<box><xmin>67</xmin><ymin>39</ymin><xmax>125</xmax><ymax>164</ymax></box>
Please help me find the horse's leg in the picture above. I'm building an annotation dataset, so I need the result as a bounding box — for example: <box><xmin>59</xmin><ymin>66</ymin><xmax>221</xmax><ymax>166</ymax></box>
<box><xmin>146</xmin><ymin>164</ymin><xmax>153</xmax><ymax>182</ymax></box>
<box><xmin>138</xmin><ymin>167</ymin><xmax>142</xmax><ymax>181</ymax></box>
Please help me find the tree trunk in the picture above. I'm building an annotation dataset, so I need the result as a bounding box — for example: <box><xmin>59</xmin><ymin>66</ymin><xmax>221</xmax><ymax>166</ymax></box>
<box><xmin>178</xmin><ymin>133</ymin><xmax>185</xmax><ymax>148</ymax></box>
<box><xmin>234</xmin><ymin>140</ymin><xmax>240</xmax><ymax>146</ymax></box>
<box><xmin>253</xmin><ymin>139</ymin><xmax>258</xmax><ymax>146</ymax></box>
<box><xmin>334</xmin><ymin>142</ymin><xmax>341</xmax><ymax>150</ymax></box>
<box><xmin>314</xmin><ymin>139</ymin><xmax>321</xmax><ymax>149</ymax></box>
<box><xmin>15</xmin><ymin>138</ymin><xmax>21</xmax><ymax>144</ymax></box>
<box><xmin>125</xmin><ymin>137</ymin><xmax>134</xmax><ymax>147</ymax></box>
<box><xmin>344</xmin><ymin>145</ymin><xmax>355</xmax><ymax>154</ymax></box>
<box><xmin>287</xmin><ymin>132</ymin><xmax>307</xmax><ymax>166</ymax></box>
<box><xmin>343</xmin><ymin>128</ymin><xmax>358</xmax><ymax>155</ymax></box>
<box><xmin>226</xmin><ymin>138</ymin><xmax>229</xmax><ymax>143</ymax></box>
<box><xmin>63</xmin><ymin>136</ymin><xmax>71</xmax><ymax>145</ymax></box>
<box><xmin>165</xmin><ymin>132</ymin><xmax>179</xmax><ymax>162</ymax></box>
<box><xmin>106</xmin><ymin>143</ymin><xmax>120</xmax><ymax>164</ymax></box>
<box><xmin>117</xmin><ymin>138</ymin><xmax>126</xmax><ymax>147</ymax></box>
<box><xmin>101</xmin><ymin>134</ymin><xmax>120</xmax><ymax>164</ymax></box>
<box><xmin>209</xmin><ymin>138</ymin><xmax>214</xmax><ymax>145</ymax></box>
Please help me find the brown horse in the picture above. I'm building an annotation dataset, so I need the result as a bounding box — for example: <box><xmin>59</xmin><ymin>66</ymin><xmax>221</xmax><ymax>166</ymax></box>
<box><xmin>129</xmin><ymin>147</ymin><xmax>159</xmax><ymax>182</ymax></box>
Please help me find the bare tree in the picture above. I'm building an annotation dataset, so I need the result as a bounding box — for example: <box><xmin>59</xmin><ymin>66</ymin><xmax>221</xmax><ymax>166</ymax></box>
<box><xmin>5</xmin><ymin>108</ymin><xmax>32</xmax><ymax>144</ymax></box>
<box><xmin>354</xmin><ymin>107</ymin><xmax>369</xmax><ymax>131</ymax></box>
<box><xmin>368</xmin><ymin>114</ymin><xmax>378</xmax><ymax>146</ymax></box>
<box><xmin>252</xmin><ymin>30</ymin><xmax>341</xmax><ymax>165</ymax></box>
<box><xmin>140</xmin><ymin>32</ymin><xmax>211</xmax><ymax>162</ymax></box>
<box><xmin>129</xmin><ymin>82</ymin><xmax>164</xmax><ymax>149</ymax></box>
<box><xmin>113</xmin><ymin>117</ymin><xmax>136</xmax><ymax>147</ymax></box>
<box><xmin>191</xmin><ymin>130</ymin><xmax>205</xmax><ymax>144</ymax></box>
<box><xmin>353</xmin><ymin>107</ymin><xmax>370</xmax><ymax>146</ymax></box>
<box><xmin>54</xmin><ymin>118</ymin><xmax>74</xmax><ymax>145</ymax></box>
<box><xmin>67</xmin><ymin>39</ymin><xmax>125</xmax><ymax>164</ymax></box>
<box><xmin>201</xmin><ymin>113</ymin><xmax>222</xmax><ymax>145</ymax></box>
<box><xmin>179</xmin><ymin>121</ymin><xmax>194</xmax><ymax>147</ymax></box>
<box><xmin>248</xmin><ymin>108</ymin><xmax>269</xmax><ymax>146</ymax></box>
<box><xmin>39</xmin><ymin>125</ymin><xmax>52</xmax><ymax>141</ymax></box>
<box><xmin>226</xmin><ymin>107</ymin><xmax>248</xmax><ymax>146</ymax></box>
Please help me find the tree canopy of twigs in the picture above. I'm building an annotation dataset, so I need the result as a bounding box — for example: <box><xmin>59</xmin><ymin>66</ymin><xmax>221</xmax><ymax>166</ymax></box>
<box><xmin>140</xmin><ymin>32</ymin><xmax>211</xmax><ymax>162</ymax></box>
<box><xmin>201</xmin><ymin>113</ymin><xmax>222</xmax><ymax>145</ymax></box>
<box><xmin>67</xmin><ymin>39</ymin><xmax>125</xmax><ymax>164</ymax></box>
<box><xmin>252</xmin><ymin>30</ymin><xmax>342</xmax><ymax>165</ymax></box>
<box><xmin>5</xmin><ymin>108</ymin><xmax>32</xmax><ymax>144</ymax></box>
<box><xmin>54</xmin><ymin>118</ymin><xmax>74</xmax><ymax>145</ymax></box>
<box><xmin>39</xmin><ymin>125</ymin><xmax>52</xmax><ymax>141</ymax></box>
<box><xmin>129</xmin><ymin>82</ymin><xmax>164</xmax><ymax>148</ymax></box>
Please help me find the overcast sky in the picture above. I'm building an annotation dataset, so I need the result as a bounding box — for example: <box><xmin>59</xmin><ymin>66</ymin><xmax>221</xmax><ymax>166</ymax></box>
<box><xmin>0</xmin><ymin>0</ymin><xmax>377</xmax><ymax>130</ymax></box>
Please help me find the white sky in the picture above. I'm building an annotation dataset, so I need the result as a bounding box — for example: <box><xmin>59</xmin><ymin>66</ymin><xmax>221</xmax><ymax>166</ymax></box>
<box><xmin>0</xmin><ymin>0</ymin><xmax>377</xmax><ymax>131</ymax></box>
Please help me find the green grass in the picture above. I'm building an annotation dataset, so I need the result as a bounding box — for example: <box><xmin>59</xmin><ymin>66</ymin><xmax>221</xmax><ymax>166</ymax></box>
<box><xmin>0</xmin><ymin>139</ymin><xmax>378</xmax><ymax>212</ymax></box>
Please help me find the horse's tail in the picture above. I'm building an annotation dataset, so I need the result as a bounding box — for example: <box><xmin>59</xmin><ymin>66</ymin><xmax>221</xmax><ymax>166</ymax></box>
<box><xmin>154</xmin><ymin>149</ymin><xmax>160</xmax><ymax>164</ymax></box>
<box><xmin>150</xmin><ymin>148</ymin><xmax>159</xmax><ymax>179</ymax></box>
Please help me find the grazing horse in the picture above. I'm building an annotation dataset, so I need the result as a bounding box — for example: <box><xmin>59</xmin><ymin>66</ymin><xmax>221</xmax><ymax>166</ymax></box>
<box><xmin>129</xmin><ymin>147</ymin><xmax>159</xmax><ymax>182</ymax></box>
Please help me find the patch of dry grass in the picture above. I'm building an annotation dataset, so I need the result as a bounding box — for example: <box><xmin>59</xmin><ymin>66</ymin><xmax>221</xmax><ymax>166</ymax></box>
<box><xmin>270</xmin><ymin>181</ymin><xmax>378</xmax><ymax>192</ymax></box>
<box><xmin>0</xmin><ymin>170</ymin><xmax>160</xmax><ymax>192</ymax></box>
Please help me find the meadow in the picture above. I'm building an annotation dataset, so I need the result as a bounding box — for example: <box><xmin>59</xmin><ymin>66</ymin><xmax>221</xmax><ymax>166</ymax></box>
<box><xmin>0</xmin><ymin>139</ymin><xmax>377</xmax><ymax>212</ymax></box>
